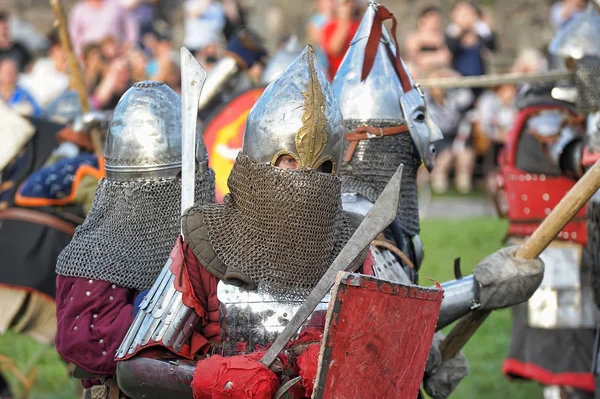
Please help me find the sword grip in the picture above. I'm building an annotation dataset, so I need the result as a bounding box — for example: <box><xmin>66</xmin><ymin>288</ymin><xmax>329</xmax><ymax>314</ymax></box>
<box><xmin>441</xmin><ymin>157</ymin><xmax>600</xmax><ymax>360</ymax></box>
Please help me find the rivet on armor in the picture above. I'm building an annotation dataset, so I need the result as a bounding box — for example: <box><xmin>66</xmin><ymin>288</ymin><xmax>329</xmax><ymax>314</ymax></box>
<box><xmin>525</xmin><ymin>174</ymin><xmax>532</xmax><ymax>181</ymax></box>
<box><xmin>76</xmin><ymin>315</ymin><xmax>79</xmax><ymax>319</ymax></box>
<box><xmin>99</xmin><ymin>339</ymin><xmax>104</xmax><ymax>344</ymax></box>
<box><xmin>93</xmin><ymin>314</ymin><xmax>98</xmax><ymax>318</ymax></box>
<box><xmin>524</xmin><ymin>207</ymin><xmax>530</xmax><ymax>214</ymax></box>
<box><xmin>540</xmin><ymin>175</ymin><xmax>546</xmax><ymax>181</ymax></box>
<box><xmin>109</xmin><ymin>296</ymin><xmax>114</xmax><ymax>301</ymax></box>
<box><xmin>521</xmin><ymin>194</ymin><xmax>528</xmax><ymax>201</ymax></box>
<box><xmin>572</xmin><ymin>232</ymin><xmax>577</xmax><ymax>239</ymax></box>
<box><xmin>543</xmin><ymin>193</ymin><xmax>550</xmax><ymax>201</ymax></box>
<box><xmin>90</xmin><ymin>324</ymin><xmax>94</xmax><ymax>328</ymax></box>
<box><xmin>89</xmin><ymin>280</ymin><xmax>93</xmax><ymax>284</ymax></box>
<box><xmin>519</xmin><ymin>175</ymin><xmax>525</xmax><ymax>181</ymax></box>
<box><xmin>112</xmin><ymin>284</ymin><xmax>116</xmax><ymax>289</ymax></box>
<box><xmin>545</xmin><ymin>208</ymin><xmax>551</xmax><ymax>215</ymax></box>
<box><xmin>73</xmin><ymin>326</ymin><xmax>77</xmax><ymax>331</ymax></box>
<box><xmin>102</xmin><ymin>351</ymin><xmax>107</xmax><ymax>356</ymax></box>
<box><xmin>86</xmin><ymin>291</ymin><xmax>91</xmax><ymax>296</ymax></box>
<box><xmin>70</xmin><ymin>296</ymin><xmax>73</xmax><ymax>301</ymax></box>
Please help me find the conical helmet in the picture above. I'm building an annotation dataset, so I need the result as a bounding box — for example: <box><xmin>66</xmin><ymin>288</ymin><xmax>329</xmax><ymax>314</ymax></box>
<box><xmin>260</xmin><ymin>35</ymin><xmax>304</xmax><ymax>85</ymax></box>
<box><xmin>105</xmin><ymin>80</ymin><xmax>208</xmax><ymax>180</ymax></box>
<box><xmin>243</xmin><ymin>45</ymin><xmax>345</xmax><ymax>174</ymax></box>
<box><xmin>332</xmin><ymin>1</ymin><xmax>442</xmax><ymax>171</ymax></box>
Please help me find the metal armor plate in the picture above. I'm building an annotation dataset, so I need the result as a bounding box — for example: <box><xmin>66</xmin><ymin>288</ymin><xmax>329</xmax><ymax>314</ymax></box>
<box><xmin>116</xmin><ymin>259</ymin><xmax>200</xmax><ymax>358</ymax></box>
<box><xmin>217</xmin><ymin>281</ymin><xmax>330</xmax><ymax>356</ymax></box>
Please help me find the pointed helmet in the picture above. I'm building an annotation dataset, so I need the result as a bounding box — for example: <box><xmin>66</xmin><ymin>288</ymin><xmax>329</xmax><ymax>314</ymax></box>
<box><xmin>332</xmin><ymin>1</ymin><xmax>442</xmax><ymax>171</ymax></box>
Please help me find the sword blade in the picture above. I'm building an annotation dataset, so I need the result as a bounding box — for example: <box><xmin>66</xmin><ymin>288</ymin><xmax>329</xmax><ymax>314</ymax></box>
<box><xmin>260</xmin><ymin>164</ymin><xmax>404</xmax><ymax>367</ymax></box>
<box><xmin>180</xmin><ymin>48</ymin><xmax>207</xmax><ymax>216</ymax></box>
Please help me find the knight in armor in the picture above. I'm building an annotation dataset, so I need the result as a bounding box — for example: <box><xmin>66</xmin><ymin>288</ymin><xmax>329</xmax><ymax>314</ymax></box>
<box><xmin>54</xmin><ymin>81</ymin><xmax>216</xmax><ymax>397</ymax></box>
<box><xmin>332</xmin><ymin>3</ymin><xmax>466</xmax><ymax>397</ymax></box>
<box><xmin>113</xmin><ymin>45</ymin><xmax>545</xmax><ymax>399</ymax></box>
<box><xmin>500</xmin><ymin>3</ymin><xmax>600</xmax><ymax>397</ymax></box>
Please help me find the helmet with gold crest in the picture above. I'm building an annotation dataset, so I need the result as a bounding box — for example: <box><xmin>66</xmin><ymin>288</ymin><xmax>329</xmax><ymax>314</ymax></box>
<box><xmin>181</xmin><ymin>45</ymin><xmax>355</xmax><ymax>300</ymax></box>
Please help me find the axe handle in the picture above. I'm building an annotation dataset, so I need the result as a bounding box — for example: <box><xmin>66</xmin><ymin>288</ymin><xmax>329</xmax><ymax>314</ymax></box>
<box><xmin>441</xmin><ymin>158</ymin><xmax>600</xmax><ymax>361</ymax></box>
<box><xmin>50</xmin><ymin>0</ymin><xmax>104</xmax><ymax>157</ymax></box>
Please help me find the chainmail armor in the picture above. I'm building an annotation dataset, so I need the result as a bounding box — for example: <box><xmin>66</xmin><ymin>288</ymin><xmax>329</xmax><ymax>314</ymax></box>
<box><xmin>56</xmin><ymin>170</ymin><xmax>216</xmax><ymax>290</ymax></box>
<box><xmin>200</xmin><ymin>154</ymin><xmax>355</xmax><ymax>300</ymax></box>
<box><xmin>341</xmin><ymin>119</ymin><xmax>420</xmax><ymax>236</ymax></box>
<box><xmin>585</xmin><ymin>194</ymin><xmax>600</xmax><ymax>309</ymax></box>
<box><xmin>574</xmin><ymin>56</ymin><xmax>600</xmax><ymax>114</ymax></box>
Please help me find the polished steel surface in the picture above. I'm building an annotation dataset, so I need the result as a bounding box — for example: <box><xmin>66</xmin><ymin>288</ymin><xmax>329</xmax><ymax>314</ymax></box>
<box><xmin>181</xmin><ymin>48</ymin><xmax>208</xmax><ymax>215</ymax></box>
<box><xmin>218</xmin><ymin>281</ymin><xmax>330</xmax><ymax>356</ymax></box>
<box><xmin>105</xmin><ymin>80</ymin><xmax>208</xmax><ymax>180</ymax></box>
<box><xmin>436</xmin><ymin>275</ymin><xmax>480</xmax><ymax>330</ymax></box>
<box><xmin>261</xmin><ymin>35</ymin><xmax>303</xmax><ymax>85</ymax></box>
<box><xmin>332</xmin><ymin>2</ymin><xmax>442</xmax><ymax>171</ymax></box>
<box><xmin>243</xmin><ymin>46</ymin><xmax>345</xmax><ymax>173</ymax></box>
<box><xmin>117</xmin><ymin>357</ymin><xmax>194</xmax><ymax>399</ymax></box>
<box><xmin>341</xmin><ymin>192</ymin><xmax>374</xmax><ymax>216</ymax></box>
<box><xmin>197</xmin><ymin>57</ymin><xmax>239</xmax><ymax>111</ymax></box>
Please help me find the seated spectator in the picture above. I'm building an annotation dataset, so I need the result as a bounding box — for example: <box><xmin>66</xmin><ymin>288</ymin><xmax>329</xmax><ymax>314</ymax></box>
<box><xmin>0</xmin><ymin>58</ymin><xmax>41</xmax><ymax>117</ymax></box>
<box><xmin>195</xmin><ymin>38</ymin><xmax>223</xmax><ymax>72</ymax></box>
<box><xmin>101</xmin><ymin>36</ymin><xmax>121</xmax><ymax>62</ymax></box>
<box><xmin>120</xmin><ymin>0</ymin><xmax>160</xmax><ymax>36</ymax></box>
<box><xmin>91</xmin><ymin>58</ymin><xmax>132</xmax><ymax>110</ymax></box>
<box><xmin>425</xmin><ymin>68</ymin><xmax>475</xmax><ymax>194</ymax></box>
<box><xmin>0</xmin><ymin>11</ymin><xmax>31</xmax><ymax>72</ymax></box>
<box><xmin>19</xmin><ymin>29</ymin><xmax>69</xmax><ymax>107</ymax></box>
<box><xmin>183</xmin><ymin>0</ymin><xmax>226</xmax><ymax>53</ymax></box>
<box><xmin>511</xmin><ymin>47</ymin><xmax>548</xmax><ymax>75</ymax></box>
<box><xmin>473</xmin><ymin>84</ymin><xmax>517</xmax><ymax>194</ymax></box>
<box><xmin>321</xmin><ymin>0</ymin><xmax>362</xmax><ymax>79</ymax></box>
<box><xmin>550</xmin><ymin>0</ymin><xmax>587</xmax><ymax>31</ymax></box>
<box><xmin>129</xmin><ymin>48</ymin><xmax>149</xmax><ymax>82</ymax></box>
<box><xmin>405</xmin><ymin>5</ymin><xmax>451</xmax><ymax>79</ymax></box>
<box><xmin>69</xmin><ymin>0</ymin><xmax>139</xmax><ymax>56</ymax></box>
<box><xmin>81</xmin><ymin>43</ymin><xmax>105</xmax><ymax>92</ymax></box>
<box><xmin>222</xmin><ymin>0</ymin><xmax>247</xmax><ymax>41</ymax></box>
<box><xmin>445</xmin><ymin>0</ymin><xmax>496</xmax><ymax>100</ymax></box>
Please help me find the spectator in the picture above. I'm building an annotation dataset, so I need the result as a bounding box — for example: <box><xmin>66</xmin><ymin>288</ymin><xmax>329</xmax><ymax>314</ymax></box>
<box><xmin>307</xmin><ymin>0</ymin><xmax>334</xmax><ymax>75</ymax></box>
<box><xmin>222</xmin><ymin>0</ymin><xmax>247</xmax><ymax>41</ymax></box>
<box><xmin>425</xmin><ymin>68</ymin><xmax>475</xmax><ymax>194</ymax></box>
<box><xmin>183</xmin><ymin>0</ymin><xmax>226</xmax><ymax>53</ymax></box>
<box><xmin>550</xmin><ymin>0</ymin><xmax>587</xmax><ymax>31</ymax></box>
<box><xmin>195</xmin><ymin>39</ymin><xmax>223</xmax><ymax>72</ymax></box>
<box><xmin>69</xmin><ymin>0</ymin><xmax>139</xmax><ymax>57</ymax></box>
<box><xmin>0</xmin><ymin>11</ymin><xmax>31</xmax><ymax>72</ymax></box>
<box><xmin>81</xmin><ymin>43</ymin><xmax>105</xmax><ymax>92</ymax></box>
<box><xmin>511</xmin><ymin>48</ymin><xmax>548</xmax><ymax>75</ymax></box>
<box><xmin>473</xmin><ymin>84</ymin><xmax>517</xmax><ymax>194</ymax></box>
<box><xmin>100</xmin><ymin>36</ymin><xmax>121</xmax><ymax>62</ymax></box>
<box><xmin>91</xmin><ymin>58</ymin><xmax>132</xmax><ymax>110</ymax></box>
<box><xmin>0</xmin><ymin>58</ymin><xmax>41</xmax><ymax>117</ymax></box>
<box><xmin>445</xmin><ymin>1</ymin><xmax>496</xmax><ymax>82</ymax></box>
<box><xmin>405</xmin><ymin>5</ymin><xmax>451</xmax><ymax>79</ymax></box>
<box><xmin>120</xmin><ymin>0</ymin><xmax>161</xmax><ymax>35</ymax></box>
<box><xmin>19</xmin><ymin>29</ymin><xmax>69</xmax><ymax>107</ymax></box>
<box><xmin>321</xmin><ymin>0</ymin><xmax>362</xmax><ymax>79</ymax></box>
<box><xmin>129</xmin><ymin>48</ymin><xmax>148</xmax><ymax>82</ymax></box>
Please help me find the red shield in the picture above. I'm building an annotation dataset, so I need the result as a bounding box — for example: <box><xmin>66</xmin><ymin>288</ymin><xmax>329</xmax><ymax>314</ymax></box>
<box><xmin>313</xmin><ymin>272</ymin><xmax>443</xmax><ymax>399</ymax></box>
<box><xmin>203</xmin><ymin>87</ymin><xmax>265</xmax><ymax>202</ymax></box>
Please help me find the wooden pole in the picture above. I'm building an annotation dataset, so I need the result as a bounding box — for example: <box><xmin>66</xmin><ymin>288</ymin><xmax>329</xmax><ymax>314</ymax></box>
<box><xmin>49</xmin><ymin>0</ymin><xmax>104</xmax><ymax>157</ymax></box>
<box><xmin>441</xmin><ymin>157</ymin><xmax>600</xmax><ymax>360</ymax></box>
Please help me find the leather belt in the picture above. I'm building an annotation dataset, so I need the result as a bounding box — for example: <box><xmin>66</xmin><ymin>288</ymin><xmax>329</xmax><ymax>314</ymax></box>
<box><xmin>0</xmin><ymin>208</ymin><xmax>76</xmax><ymax>236</ymax></box>
<box><xmin>344</xmin><ymin>124</ymin><xmax>409</xmax><ymax>162</ymax></box>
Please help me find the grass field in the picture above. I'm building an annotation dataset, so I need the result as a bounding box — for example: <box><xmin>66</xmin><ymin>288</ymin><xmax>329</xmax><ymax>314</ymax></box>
<box><xmin>0</xmin><ymin>216</ymin><xmax>542</xmax><ymax>398</ymax></box>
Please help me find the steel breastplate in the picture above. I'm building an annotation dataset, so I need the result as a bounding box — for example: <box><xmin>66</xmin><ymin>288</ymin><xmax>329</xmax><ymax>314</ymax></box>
<box><xmin>217</xmin><ymin>281</ymin><xmax>330</xmax><ymax>356</ymax></box>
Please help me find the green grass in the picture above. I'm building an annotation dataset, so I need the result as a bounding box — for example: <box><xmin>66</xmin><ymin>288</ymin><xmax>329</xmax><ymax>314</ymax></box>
<box><xmin>420</xmin><ymin>217</ymin><xmax>541</xmax><ymax>398</ymax></box>
<box><xmin>0</xmin><ymin>217</ymin><xmax>541</xmax><ymax>398</ymax></box>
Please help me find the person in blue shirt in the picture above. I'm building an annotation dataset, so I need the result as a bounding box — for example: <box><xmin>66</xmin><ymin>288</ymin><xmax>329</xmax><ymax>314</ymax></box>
<box><xmin>0</xmin><ymin>58</ymin><xmax>41</xmax><ymax>117</ymax></box>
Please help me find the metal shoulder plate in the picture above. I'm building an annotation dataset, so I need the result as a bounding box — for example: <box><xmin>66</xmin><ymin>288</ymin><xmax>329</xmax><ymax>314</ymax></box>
<box><xmin>369</xmin><ymin>245</ymin><xmax>412</xmax><ymax>284</ymax></box>
<box><xmin>341</xmin><ymin>192</ymin><xmax>373</xmax><ymax>216</ymax></box>
<box><xmin>116</xmin><ymin>259</ymin><xmax>200</xmax><ymax>359</ymax></box>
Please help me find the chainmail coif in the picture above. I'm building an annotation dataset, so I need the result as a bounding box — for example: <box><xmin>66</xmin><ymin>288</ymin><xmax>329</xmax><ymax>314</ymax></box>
<box><xmin>199</xmin><ymin>153</ymin><xmax>355</xmax><ymax>300</ymax></box>
<box><xmin>341</xmin><ymin>120</ymin><xmax>421</xmax><ymax>236</ymax></box>
<box><xmin>56</xmin><ymin>170</ymin><xmax>215</xmax><ymax>290</ymax></box>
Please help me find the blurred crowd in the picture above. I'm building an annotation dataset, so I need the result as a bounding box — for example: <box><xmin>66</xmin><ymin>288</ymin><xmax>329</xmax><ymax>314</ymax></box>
<box><xmin>0</xmin><ymin>0</ymin><xmax>581</xmax><ymax>196</ymax></box>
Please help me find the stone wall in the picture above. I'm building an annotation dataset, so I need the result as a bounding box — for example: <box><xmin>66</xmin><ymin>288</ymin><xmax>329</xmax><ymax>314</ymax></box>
<box><xmin>3</xmin><ymin>0</ymin><xmax>558</xmax><ymax>70</ymax></box>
